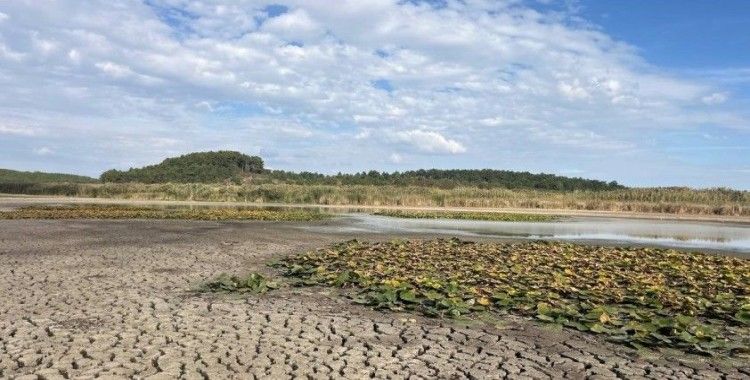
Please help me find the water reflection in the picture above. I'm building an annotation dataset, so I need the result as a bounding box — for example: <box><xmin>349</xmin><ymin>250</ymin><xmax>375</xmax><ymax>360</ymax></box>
<box><xmin>301</xmin><ymin>214</ymin><xmax>750</xmax><ymax>254</ymax></box>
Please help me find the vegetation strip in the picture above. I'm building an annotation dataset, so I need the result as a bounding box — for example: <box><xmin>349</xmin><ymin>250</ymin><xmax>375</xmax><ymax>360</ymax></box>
<box><xmin>0</xmin><ymin>205</ymin><xmax>328</xmax><ymax>221</ymax></box>
<box><xmin>374</xmin><ymin>210</ymin><xmax>557</xmax><ymax>222</ymax></box>
<box><xmin>277</xmin><ymin>239</ymin><xmax>750</xmax><ymax>356</ymax></box>
<box><xmin>2</xmin><ymin>183</ymin><xmax>746</xmax><ymax>217</ymax></box>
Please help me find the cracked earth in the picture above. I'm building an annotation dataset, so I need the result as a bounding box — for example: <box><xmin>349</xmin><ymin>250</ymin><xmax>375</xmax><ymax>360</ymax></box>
<box><xmin>1</xmin><ymin>219</ymin><xmax>748</xmax><ymax>379</ymax></box>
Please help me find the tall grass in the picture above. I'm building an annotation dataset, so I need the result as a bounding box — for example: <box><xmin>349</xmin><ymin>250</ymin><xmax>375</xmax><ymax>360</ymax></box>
<box><xmin>0</xmin><ymin>182</ymin><xmax>747</xmax><ymax>216</ymax></box>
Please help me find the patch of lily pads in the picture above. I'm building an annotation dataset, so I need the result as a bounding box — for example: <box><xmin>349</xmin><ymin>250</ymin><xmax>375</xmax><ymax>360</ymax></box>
<box><xmin>277</xmin><ymin>239</ymin><xmax>750</xmax><ymax>357</ymax></box>
<box><xmin>200</xmin><ymin>273</ymin><xmax>278</xmax><ymax>293</ymax></box>
<box><xmin>373</xmin><ymin>210</ymin><xmax>557</xmax><ymax>222</ymax></box>
<box><xmin>0</xmin><ymin>204</ymin><xmax>328</xmax><ymax>221</ymax></box>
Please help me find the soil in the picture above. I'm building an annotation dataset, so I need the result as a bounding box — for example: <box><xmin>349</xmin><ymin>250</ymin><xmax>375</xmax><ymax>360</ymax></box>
<box><xmin>1</xmin><ymin>219</ymin><xmax>748</xmax><ymax>379</ymax></box>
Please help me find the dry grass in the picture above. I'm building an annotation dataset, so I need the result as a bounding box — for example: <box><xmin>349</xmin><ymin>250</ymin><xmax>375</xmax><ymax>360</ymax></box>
<box><xmin>1</xmin><ymin>182</ymin><xmax>748</xmax><ymax>216</ymax></box>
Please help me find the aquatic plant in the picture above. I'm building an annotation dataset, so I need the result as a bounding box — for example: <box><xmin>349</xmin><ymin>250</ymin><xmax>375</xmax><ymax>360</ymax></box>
<box><xmin>0</xmin><ymin>204</ymin><xmax>328</xmax><ymax>221</ymax></box>
<box><xmin>200</xmin><ymin>273</ymin><xmax>278</xmax><ymax>293</ymax></box>
<box><xmin>373</xmin><ymin>210</ymin><xmax>557</xmax><ymax>222</ymax></box>
<box><xmin>278</xmin><ymin>239</ymin><xmax>750</xmax><ymax>356</ymax></box>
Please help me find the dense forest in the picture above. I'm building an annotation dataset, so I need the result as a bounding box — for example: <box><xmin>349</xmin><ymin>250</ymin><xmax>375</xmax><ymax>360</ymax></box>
<box><xmin>97</xmin><ymin>151</ymin><xmax>621</xmax><ymax>190</ymax></box>
<box><xmin>0</xmin><ymin>169</ymin><xmax>96</xmax><ymax>184</ymax></box>
<box><xmin>266</xmin><ymin>169</ymin><xmax>623</xmax><ymax>191</ymax></box>
<box><xmin>3</xmin><ymin>151</ymin><xmax>622</xmax><ymax>191</ymax></box>
<box><xmin>100</xmin><ymin>151</ymin><xmax>264</xmax><ymax>184</ymax></box>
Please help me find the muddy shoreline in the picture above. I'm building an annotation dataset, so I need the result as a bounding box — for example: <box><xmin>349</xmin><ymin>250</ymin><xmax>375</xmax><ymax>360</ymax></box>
<box><xmin>1</xmin><ymin>219</ymin><xmax>748</xmax><ymax>378</ymax></box>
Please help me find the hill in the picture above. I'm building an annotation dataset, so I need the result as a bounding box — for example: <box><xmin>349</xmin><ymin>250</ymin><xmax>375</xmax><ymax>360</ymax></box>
<box><xmin>99</xmin><ymin>151</ymin><xmax>622</xmax><ymax>190</ymax></box>
<box><xmin>0</xmin><ymin>168</ymin><xmax>96</xmax><ymax>183</ymax></box>
<box><xmin>266</xmin><ymin>169</ymin><xmax>624</xmax><ymax>191</ymax></box>
<box><xmin>100</xmin><ymin>151</ymin><xmax>264</xmax><ymax>183</ymax></box>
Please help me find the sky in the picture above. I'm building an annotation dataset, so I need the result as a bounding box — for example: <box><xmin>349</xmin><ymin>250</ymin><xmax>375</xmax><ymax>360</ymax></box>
<box><xmin>0</xmin><ymin>0</ymin><xmax>748</xmax><ymax>189</ymax></box>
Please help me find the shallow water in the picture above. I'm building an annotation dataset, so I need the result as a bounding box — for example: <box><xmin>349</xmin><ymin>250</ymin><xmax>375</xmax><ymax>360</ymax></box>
<box><xmin>302</xmin><ymin>214</ymin><xmax>750</xmax><ymax>254</ymax></box>
<box><xmin>3</xmin><ymin>199</ymin><xmax>749</xmax><ymax>254</ymax></box>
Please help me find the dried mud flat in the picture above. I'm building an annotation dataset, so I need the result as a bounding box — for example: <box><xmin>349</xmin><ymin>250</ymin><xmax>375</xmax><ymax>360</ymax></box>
<box><xmin>0</xmin><ymin>220</ymin><xmax>747</xmax><ymax>379</ymax></box>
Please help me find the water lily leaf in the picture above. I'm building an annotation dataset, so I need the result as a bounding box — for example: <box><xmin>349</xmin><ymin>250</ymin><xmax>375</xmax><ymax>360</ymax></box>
<box><xmin>275</xmin><ymin>239</ymin><xmax>750</xmax><ymax>357</ymax></box>
<box><xmin>589</xmin><ymin>324</ymin><xmax>609</xmax><ymax>334</ymax></box>
<box><xmin>399</xmin><ymin>289</ymin><xmax>419</xmax><ymax>303</ymax></box>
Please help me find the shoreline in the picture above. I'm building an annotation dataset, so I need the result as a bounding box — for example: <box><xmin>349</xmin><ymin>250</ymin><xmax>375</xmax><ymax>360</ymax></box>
<box><xmin>2</xmin><ymin>193</ymin><xmax>750</xmax><ymax>225</ymax></box>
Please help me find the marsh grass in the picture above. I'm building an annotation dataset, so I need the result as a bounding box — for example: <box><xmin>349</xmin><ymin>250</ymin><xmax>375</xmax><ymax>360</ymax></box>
<box><xmin>0</xmin><ymin>182</ymin><xmax>748</xmax><ymax>216</ymax></box>
<box><xmin>0</xmin><ymin>204</ymin><xmax>328</xmax><ymax>221</ymax></box>
<box><xmin>278</xmin><ymin>239</ymin><xmax>750</xmax><ymax>356</ymax></box>
<box><xmin>373</xmin><ymin>210</ymin><xmax>558</xmax><ymax>222</ymax></box>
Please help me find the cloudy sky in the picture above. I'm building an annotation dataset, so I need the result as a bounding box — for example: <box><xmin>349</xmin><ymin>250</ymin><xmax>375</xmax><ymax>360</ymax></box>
<box><xmin>1</xmin><ymin>0</ymin><xmax>749</xmax><ymax>188</ymax></box>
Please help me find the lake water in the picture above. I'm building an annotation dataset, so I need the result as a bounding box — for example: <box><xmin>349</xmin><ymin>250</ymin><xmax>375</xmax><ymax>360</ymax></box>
<box><xmin>2</xmin><ymin>197</ymin><xmax>749</xmax><ymax>254</ymax></box>
<box><xmin>302</xmin><ymin>214</ymin><xmax>750</xmax><ymax>254</ymax></box>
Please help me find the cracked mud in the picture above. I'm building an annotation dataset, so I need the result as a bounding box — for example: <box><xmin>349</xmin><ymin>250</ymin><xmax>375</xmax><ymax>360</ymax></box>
<box><xmin>1</xmin><ymin>219</ymin><xmax>747</xmax><ymax>379</ymax></box>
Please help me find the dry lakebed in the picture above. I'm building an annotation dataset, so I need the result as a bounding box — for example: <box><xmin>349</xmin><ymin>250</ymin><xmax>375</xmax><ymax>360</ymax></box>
<box><xmin>0</xmin><ymin>203</ymin><xmax>749</xmax><ymax>379</ymax></box>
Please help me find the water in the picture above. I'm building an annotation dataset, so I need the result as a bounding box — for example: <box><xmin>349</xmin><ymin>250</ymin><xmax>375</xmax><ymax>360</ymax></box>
<box><xmin>301</xmin><ymin>214</ymin><xmax>750</xmax><ymax>254</ymax></box>
<box><xmin>3</xmin><ymin>198</ymin><xmax>749</xmax><ymax>254</ymax></box>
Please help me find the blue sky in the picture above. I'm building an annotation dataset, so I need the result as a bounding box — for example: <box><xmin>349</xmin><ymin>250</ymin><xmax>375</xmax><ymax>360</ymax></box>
<box><xmin>0</xmin><ymin>0</ymin><xmax>748</xmax><ymax>188</ymax></box>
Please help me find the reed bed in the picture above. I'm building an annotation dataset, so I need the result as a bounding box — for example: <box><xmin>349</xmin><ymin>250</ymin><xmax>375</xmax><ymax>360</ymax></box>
<box><xmin>0</xmin><ymin>182</ymin><xmax>747</xmax><ymax>216</ymax></box>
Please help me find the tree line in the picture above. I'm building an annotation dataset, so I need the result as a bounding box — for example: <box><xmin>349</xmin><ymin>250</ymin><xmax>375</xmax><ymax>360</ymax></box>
<box><xmin>265</xmin><ymin>169</ymin><xmax>623</xmax><ymax>191</ymax></box>
<box><xmin>4</xmin><ymin>151</ymin><xmax>623</xmax><ymax>191</ymax></box>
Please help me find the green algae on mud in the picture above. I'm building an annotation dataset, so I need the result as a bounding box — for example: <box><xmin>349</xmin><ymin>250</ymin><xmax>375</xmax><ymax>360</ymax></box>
<box><xmin>278</xmin><ymin>239</ymin><xmax>750</xmax><ymax>357</ymax></box>
<box><xmin>0</xmin><ymin>204</ymin><xmax>329</xmax><ymax>221</ymax></box>
<box><xmin>373</xmin><ymin>210</ymin><xmax>558</xmax><ymax>222</ymax></box>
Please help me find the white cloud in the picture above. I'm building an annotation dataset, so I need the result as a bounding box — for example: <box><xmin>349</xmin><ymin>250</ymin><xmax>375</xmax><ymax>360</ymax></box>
<box><xmin>390</xmin><ymin>129</ymin><xmax>466</xmax><ymax>154</ymax></box>
<box><xmin>0</xmin><ymin>42</ymin><xmax>24</xmax><ymax>61</ymax></box>
<box><xmin>0</xmin><ymin>0</ymin><xmax>746</xmax><ymax>186</ymax></box>
<box><xmin>558</xmin><ymin>80</ymin><xmax>590</xmax><ymax>100</ymax></box>
<box><xmin>0</xmin><ymin>124</ymin><xmax>39</xmax><ymax>136</ymax></box>
<box><xmin>389</xmin><ymin>153</ymin><xmax>403</xmax><ymax>164</ymax></box>
<box><xmin>95</xmin><ymin>61</ymin><xmax>134</xmax><ymax>78</ymax></box>
<box><xmin>702</xmin><ymin>92</ymin><xmax>729</xmax><ymax>105</ymax></box>
<box><xmin>33</xmin><ymin>146</ymin><xmax>54</xmax><ymax>156</ymax></box>
<box><xmin>261</xmin><ymin>8</ymin><xmax>322</xmax><ymax>41</ymax></box>
<box><xmin>67</xmin><ymin>49</ymin><xmax>81</xmax><ymax>63</ymax></box>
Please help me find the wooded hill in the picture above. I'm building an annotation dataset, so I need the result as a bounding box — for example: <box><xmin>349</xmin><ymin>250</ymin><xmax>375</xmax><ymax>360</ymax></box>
<box><xmin>98</xmin><ymin>151</ymin><xmax>622</xmax><ymax>191</ymax></box>
<box><xmin>0</xmin><ymin>169</ymin><xmax>96</xmax><ymax>183</ymax></box>
<box><xmin>100</xmin><ymin>151</ymin><xmax>264</xmax><ymax>184</ymax></box>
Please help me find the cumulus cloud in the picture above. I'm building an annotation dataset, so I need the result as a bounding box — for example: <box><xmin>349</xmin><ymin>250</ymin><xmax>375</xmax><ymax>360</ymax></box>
<box><xmin>390</xmin><ymin>129</ymin><xmax>466</xmax><ymax>154</ymax></box>
<box><xmin>261</xmin><ymin>8</ymin><xmax>322</xmax><ymax>40</ymax></box>
<box><xmin>0</xmin><ymin>0</ymin><xmax>747</xmax><ymax>186</ymax></box>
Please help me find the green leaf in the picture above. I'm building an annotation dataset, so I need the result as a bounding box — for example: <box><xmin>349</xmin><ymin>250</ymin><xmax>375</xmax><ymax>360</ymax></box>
<box><xmin>399</xmin><ymin>289</ymin><xmax>419</xmax><ymax>303</ymax></box>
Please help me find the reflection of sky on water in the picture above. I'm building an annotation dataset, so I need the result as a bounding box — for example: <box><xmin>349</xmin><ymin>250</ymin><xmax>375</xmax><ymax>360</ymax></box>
<box><xmin>300</xmin><ymin>214</ymin><xmax>750</xmax><ymax>254</ymax></box>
